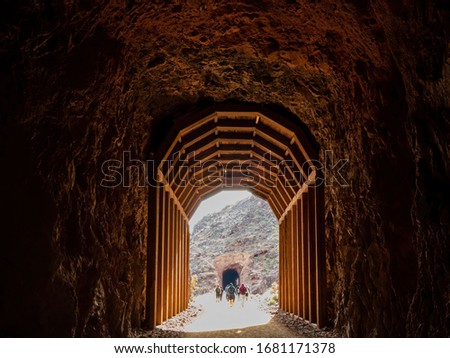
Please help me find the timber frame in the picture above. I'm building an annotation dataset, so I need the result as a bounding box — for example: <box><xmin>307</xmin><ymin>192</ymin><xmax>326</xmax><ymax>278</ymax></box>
<box><xmin>146</xmin><ymin>104</ymin><xmax>326</xmax><ymax>329</ymax></box>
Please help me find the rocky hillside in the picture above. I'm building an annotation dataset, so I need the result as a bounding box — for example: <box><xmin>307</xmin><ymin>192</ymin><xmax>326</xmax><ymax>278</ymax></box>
<box><xmin>190</xmin><ymin>195</ymin><xmax>278</xmax><ymax>295</ymax></box>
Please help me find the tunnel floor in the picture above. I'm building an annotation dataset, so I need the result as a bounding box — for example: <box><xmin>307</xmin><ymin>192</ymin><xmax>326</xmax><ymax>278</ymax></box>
<box><xmin>138</xmin><ymin>293</ymin><xmax>338</xmax><ymax>338</ymax></box>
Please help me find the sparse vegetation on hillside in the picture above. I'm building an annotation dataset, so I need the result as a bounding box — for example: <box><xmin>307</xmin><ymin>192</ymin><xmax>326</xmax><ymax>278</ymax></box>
<box><xmin>190</xmin><ymin>275</ymin><xmax>198</xmax><ymax>301</ymax></box>
<box><xmin>267</xmin><ymin>282</ymin><xmax>279</xmax><ymax>306</ymax></box>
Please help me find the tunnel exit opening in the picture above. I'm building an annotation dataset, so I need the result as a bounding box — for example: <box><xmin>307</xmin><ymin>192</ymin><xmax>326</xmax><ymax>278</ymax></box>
<box><xmin>222</xmin><ymin>269</ymin><xmax>240</xmax><ymax>289</ymax></box>
<box><xmin>188</xmin><ymin>189</ymin><xmax>279</xmax><ymax>299</ymax></box>
<box><xmin>146</xmin><ymin>103</ymin><xmax>326</xmax><ymax>330</ymax></box>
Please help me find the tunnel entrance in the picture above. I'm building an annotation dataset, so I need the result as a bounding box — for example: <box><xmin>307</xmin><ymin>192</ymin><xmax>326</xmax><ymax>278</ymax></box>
<box><xmin>146</xmin><ymin>103</ymin><xmax>326</xmax><ymax>330</ymax></box>
<box><xmin>222</xmin><ymin>269</ymin><xmax>240</xmax><ymax>289</ymax></box>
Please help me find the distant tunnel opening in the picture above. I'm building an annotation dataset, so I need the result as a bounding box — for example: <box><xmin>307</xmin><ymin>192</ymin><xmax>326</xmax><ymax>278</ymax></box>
<box><xmin>222</xmin><ymin>269</ymin><xmax>240</xmax><ymax>289</ymax></box>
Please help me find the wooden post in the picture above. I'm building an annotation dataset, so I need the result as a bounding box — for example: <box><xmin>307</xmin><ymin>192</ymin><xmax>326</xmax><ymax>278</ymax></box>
<box><xmin>186</xmin><ymin>224</ymin><xmax>190</xmax><ymax>305</ymax></box>
<box><xmin>178</xmin><ymin>214</ymin><xmax>184</xmax><ymax>312</ymax></box>
<box><xmin>185</xmin><ymin>220</ymin><xmax>189</xmax><ymax>310</ymax></box>
<box><xmin>292</xmin><ymin>202</ymin><xmax>299</xmax><ymax>317</ymax></box>
<box><xmin>168</xmin><ymin>197</ymin><xmax>174</xmax><ymax>319</ymax></box>
<box><xmin>278</xmin><ymin>220</ymin><xmax>284</xmax><ymax>310</ymax></box>
<box><xmin>155</xmin><ymin>186</ymin><xmax>165</xmax><ymax>325</ymax></box>
<box><xmin>315</xmin><ymin>182</ymin><xmax>327</xmax><ymax>328</ymax></box>
<box><xmin>298</xmin><ymin>196</ymin><xmax>304</xmax><ymax>318</ymax></box>
<box><xmin>149</xmin><ymin>108</ymin><xmax>329</xmax><ymax>329</ymax></box>
<box><xmin>302</xmin><ymin>191</ymin><xmax>309</xmax><ymax>321</ymax></box>
<box><xmin>177</xmin><ymin>211</ymin><xmax>182</xmax><ymax>314</ymax></box>
<box><xmin>146</xmin><ymin>177</ymin><xmax>158</xmax><ymax>329</ymax></box>
<box><xmin>163</xmin><ymin>189</ymin><xmax>170</xmax><ymax>321</ymax></box>
<box><xmin>286</xmin><ymin>209</ymin><xmax>292</xmax><ymax>314</ymax></box>
<box><xmin>182</xmin><ymin>219</ymin><xmax>187</xmax><ymax>310</ymax></box>
<box><xmin>282</xmin><ymin>219</ymin><xmax>287</xmax><ymax>311</ymax></box>
<box><xmin>178</xmin><ymin>209</ymin><xmax>183</xmax><ymax>315</ymax></box>
<box><xmin>308</xmin><ymin>188</ymin><xmax>317</xmax><ymax>324</ymax></box>
<box><xmin>174</xmin><ymin>208</ymin><xmax>179</xmax><ymax>316</ymax></box>
<box><xmin>284</xmin><ymin>214</ymin><xmax>290</xmax><ymax>312</ymax></box>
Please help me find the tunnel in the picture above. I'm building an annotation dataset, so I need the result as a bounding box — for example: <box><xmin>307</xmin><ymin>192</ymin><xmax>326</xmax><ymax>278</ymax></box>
<box><xmin>145</xmin><ymin>104</ymin><xmax>326</xmax><ymax>328</ymax></box>
<box><xmin>222</xmin><ymin>269</ymin><xmax>240</xmax><ymax>290</ymax></box>
<box><xmin>1</xmin><ymin>1</ymin><xmax>449</xmax><ymax>338</ymax></box>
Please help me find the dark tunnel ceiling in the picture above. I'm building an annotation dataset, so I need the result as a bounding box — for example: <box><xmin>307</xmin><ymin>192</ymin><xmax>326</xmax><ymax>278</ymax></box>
<box><xmin>155</xmin><ymin>104</ymin><xmax>319</xmax><ymax>220</ymax></box>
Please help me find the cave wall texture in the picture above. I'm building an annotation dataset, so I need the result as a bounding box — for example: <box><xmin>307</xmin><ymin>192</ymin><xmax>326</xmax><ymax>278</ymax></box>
<box><xmin>0</xmin><ymin>0</ymin><xmax>449</xmax><ymax>337</ymax></box>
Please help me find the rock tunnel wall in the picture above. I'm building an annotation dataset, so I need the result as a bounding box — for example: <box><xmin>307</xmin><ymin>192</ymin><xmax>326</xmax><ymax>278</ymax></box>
<box><xmin>0</xmin><ymin>0</ymin><xmax>449</xmax><ymax>337</ymax></box>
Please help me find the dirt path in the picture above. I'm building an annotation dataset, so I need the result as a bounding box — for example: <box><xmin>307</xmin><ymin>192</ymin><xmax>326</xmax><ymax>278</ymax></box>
<box><xmin>183</xmin><ymin>318</ymin><xmax>302</xmax><ymax>338</ymax></box>
<box><xmin>181</xmin><ymin>293</ymin><xmax>300</xmax><ymax>338</ymax></box>
<box><xmin>137</xmin><ymin>293</ymin><xmax>338</xmax><ymax>338</ymax></box>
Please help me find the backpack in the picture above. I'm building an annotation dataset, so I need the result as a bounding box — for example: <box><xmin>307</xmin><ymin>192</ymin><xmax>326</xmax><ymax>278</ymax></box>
<box><xmin>215</xmin><ymin>286</ymin><xmax>221</xmax><ymax>294</ymax></box>
<box><xmin>227</xmin><ymin>285</ymin><xmax>235</xmax><ymax>294</ymax></box>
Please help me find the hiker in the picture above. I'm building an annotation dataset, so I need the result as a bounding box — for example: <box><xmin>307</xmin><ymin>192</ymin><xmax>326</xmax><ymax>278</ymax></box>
<box><xmin>225</xmin><ymin>283</ymin><xmax>233</xmax><ymax>301</ymax></box>
<box><xmin>226</xmin><ymin>283</ymin><xmax>236</xmax><ymax>307</ymax></box>
<box><xmin>239</xmin><ymin>283</ymin><xmax>248</xmax><ymax>307</ymax></box>
<box><xmin>215</xmin><ymin>285</ymin><xmax>223</xmax><ymax>303</ymax></box>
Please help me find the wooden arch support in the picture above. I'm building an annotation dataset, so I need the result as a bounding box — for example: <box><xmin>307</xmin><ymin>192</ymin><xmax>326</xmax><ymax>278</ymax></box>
<box><xmin>146</xmin><ymin>104</ymin><xmax>326</xmax><ymax>330</ymax></box>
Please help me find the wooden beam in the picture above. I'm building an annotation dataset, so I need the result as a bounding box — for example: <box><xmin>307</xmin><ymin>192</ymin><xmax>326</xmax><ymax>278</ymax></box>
<box><xmin>314</xmin><ymin>182</ymin><xmax>326</xmax><ymax>328</ymax></box>
<box><xmin>151</xmin><ymin>107</ymin><xmax>326</xmax><ymax>329</ymax></box>
<box><xmin>298</xmin><ymin>196</ymin><xmax>304</xmax><ymax>319</ymax></box>
<box><xmin>166</xmin><ymin>196</ymin><xmax>173</xmax><ymax>319</ymax></box>
<box><xmin>176</xmin><ymin>212</ymin><xmax>183</xmax><ymax>312</ymax></box>
<box><xmin>165</xmin><ymin>131</ymin><xmax>306</xmax><ymax>189</ymax></box>
<box><xmin>163</xmin><ymin>122</ymin><xmax>308</xmax><ymax>187</ymax></box>
<box><xmin>292</xmin><ymin>202</ymin><xmax>300</xmax><ymax>317</ymax></box>
<box><xmin>186</xmin><ymin>224</ymin><xmax>190</xmax><ymax>305</ymax></box>
<box><xmin>146</xmin><ymin>177</ymin><xmax>158</xmax><ymax>329</ymax></box>
<box><xmin>286</xmin><ymin>209</ymin><xmax>293</xmax><ymax>314</ymax></box>
<box><xmin>178</xmin><ymin>210</ymin><xmax>183</xmax><ymax>314</ymax></box>
<box><xmin>178</xmin><ymin>145</ymin><xmax>301</xmax><ymax>196</ymax></box>
<box><xmin>279</xmin><ymin>218</ymin><xmax>285</xmax><ymax>311</ymax></box>
<box><xmin>153</xmin><ymin>110</ymin><xmax>216</xmax><ymax>166</ymax></box>
<box><xmin>187</xmin><ymin>164</ymin><xmax>277</xmax><ymax>187</ymax></box>
<box><xmin>176</xmin><ymin>118</ymin><xmax>285</xmax><ymax>153</ymax></box>
<box><xmin>283</xmin><ymin>217</ymin><xmax>288</xmax><ymax>312</ymax></box>
<box><xmin>255</xmin><ymin>110</ymin><xmax>318</xmax><ymax>161</ymax></box>
<box><xmin>283</xmin><ymin>218</ymin><xmax>288</xmax><ymax>312</ymax></box>
<box><xmin>308</xmin><ymin>188</ymin><xmax>318</xmax><ymax>324</ymax></box>
<box><xmin>162</xmin><ymin>189</ymin><xmax>170</xmax><ymax>322</ymax></box>
<box><xmin>184</xmin><ymin>219</ymin><xmax>189</xmax><ymax>310</ymax></box>
<box><xmin>158</xmin><ymin>120</ymin><xmax>216</xmax><ymax>168</ymax></box>
<box><xmin>279</xmin><ymin>177</ymin><xmax>314</xmax><ymax>224</ymax></box>
<box><xmin>173</xmin><ymin>203</ymin><xmax>178</xmax><ymax>317</ymax></box>
<box><xmin>176</xmin><ymin>154</ymin><xmax>280</xmax><ymax>195</ymax></box>
<box><xmin>179</xmin><ymin>213</ymin><xmax>184</xmax><ymax>312</ymax></box>
<box><xmin>185</xmin><ymin>185</ymin><xmax>282</xmax><ymax>220</ymax></box>
<box><xmin>185</xmin><ymin>219</ymin><xmax>189</xmax><ymax>310</ymax></box>
<box><xmin>179</xmin><ymin>215</ymin><xmax>184</xmax><ymax>313</ymax></box>
<box><xmin>158</xmin><ymin>105</ymin><xmax>319</xmax><ymax>175</ymax></box>
<box><xmin>157</xmin><ymin>170</ymin><xmax>189</xmax><ymax>222</ymax></box>
<box><xmin>302</xmin><ymin>191</ymin><xmax>310</xmax><ymax>321</ymax></box>
<box><xmin>176</xmin><ymin>155</ymin><xmax>294</xmax><ymax>213</ymax></box>
<box><xmin>256</xmin><ymin>122</ymin><xmax>311</xmax><ymax>176</ymax></box>
<box><xmin>172</xmin><ymin>147</ymin><xmax>283</xmax><ymax>200</ymax></box>
<box><xmin>155</xmin><ymin>185</ymin><xmax>165</xmax><ymax>325</ymax></box>
<box><xmin>182</xmin><ymin>176</ymin><xmax>285</xmax><ymax>219</ymax></box>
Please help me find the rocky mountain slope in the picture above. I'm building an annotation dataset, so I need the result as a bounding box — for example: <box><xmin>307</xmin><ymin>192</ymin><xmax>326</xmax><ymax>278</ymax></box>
<box><xmin>190</xmin><ymin>195</ymin><xmax>279</xmax><ymax>295</ymax></box>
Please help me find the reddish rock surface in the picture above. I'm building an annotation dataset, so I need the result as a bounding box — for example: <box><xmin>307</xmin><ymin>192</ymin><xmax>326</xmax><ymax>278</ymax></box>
<box><xmin>0</xmin><ymin>0</ymin><xmax>449</xmax><ymax>337</ymax></box>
